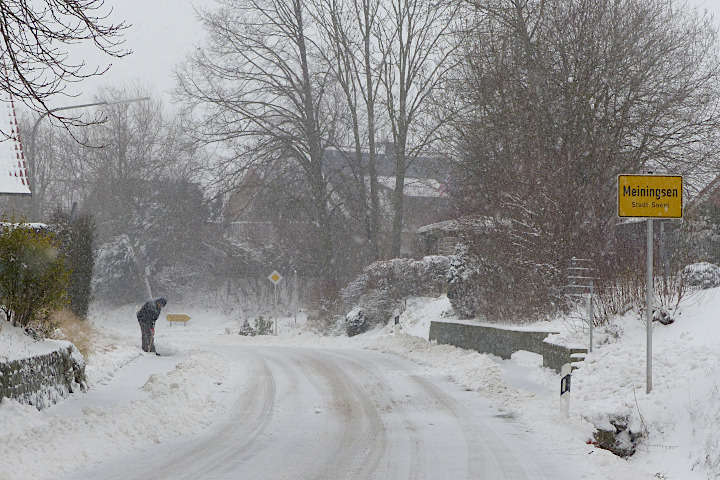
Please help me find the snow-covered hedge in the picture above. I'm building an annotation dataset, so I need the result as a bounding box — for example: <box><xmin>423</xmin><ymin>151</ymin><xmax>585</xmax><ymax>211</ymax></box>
<box><xmin>682</xmin><ymin>262</ymin><xmax>720</xmax><ymax>289</ymax></box>
<box><xmin>446</xmin><ymin>242</ymin><xmax>561</xmax><ymax>323</ymax></box>
<box><xmin>341</xmin><ymin>256</ymin><xmax>450</xmax><ymax>333</ymax></box>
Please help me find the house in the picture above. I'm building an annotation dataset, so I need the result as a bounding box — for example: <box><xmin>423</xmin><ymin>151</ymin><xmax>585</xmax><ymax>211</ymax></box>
<box><xmin>321</xmin><ymin>143</ymin><xmax>451</xmax><ymax>245</ymax></box>
<box><xmin>686</xmin><ymin>172</ymin><xmax>720</xmax><ymax>213</ymax></box>
<box><xmin>223</xmin><ymin>143</ymin><xmax>452</xmax><ymax>257</ymax></box>
<box><xmin>418</xmin><ymin>216</ymin><xmax>502</xmax><ymax>256</ymax></box>
<box><xmin>0</xmin><ymin>92</ymin><xmax>31</xmax><ymax>195</ymax></box>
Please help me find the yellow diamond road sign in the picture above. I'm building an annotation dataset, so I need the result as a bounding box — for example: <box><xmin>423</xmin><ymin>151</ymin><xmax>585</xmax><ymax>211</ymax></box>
<box><xmin>268</xmin><ymin>270</ymin><xmax>283</xmax><ymax>285</ymax></box>
<box><xmin>617</xmin><ymin>174</ymin><xmax>682</xmax><ymax>218</ymax></box>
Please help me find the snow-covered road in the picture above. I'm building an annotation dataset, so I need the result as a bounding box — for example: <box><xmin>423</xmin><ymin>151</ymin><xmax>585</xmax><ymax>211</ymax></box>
<box><xmin>59</xmin><ymin>344</ymin><xmax>578</xmax><ymax>480</ymax></box>
<box><xmin>4</xmin><ymin>299</ymin><xmax>663</xmax><ymax>480</ymax></box>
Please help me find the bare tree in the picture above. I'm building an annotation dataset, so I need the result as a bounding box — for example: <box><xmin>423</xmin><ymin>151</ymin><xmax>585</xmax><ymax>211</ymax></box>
<box><xmin>448</xmin><ymin>0</ymin><xmax>720</xmax><ymax>317</ymax></box>
<box><xmin>176</xmin><ymin>0</ymin><xmax>342</xmax><ymax>284</ymax></box>
<box><xmin>0</xmin><ymin>0</ymin><xmax>129</xmax><ymax>129</ymax></box>
<box><xmin>21</xmin><ymin>85</ymin><xmax>187</xmax><ymax>220</ymax></box>
<box><xmin>21</xmin><ymin>85</ymin><xmax>204</xmax><ymax>301</ymax></box>
<box><xmin>378</xmin><ymin>0</ymin><xmax>461</xmax><ymax>258</ymax></box>
<box><xmin>454</xmin><ymin>0</ymin><xmax>720</xmax><ymax>229</ymax></box>
<box><xmin>78</xmin><ymin>87</ymin><xmax>198</xmax><ymax>293</ymax></box>
<box><xmin>313</xmin><ymin>0</ymin><xmax>386</xmax><ymax>261</ymax></box>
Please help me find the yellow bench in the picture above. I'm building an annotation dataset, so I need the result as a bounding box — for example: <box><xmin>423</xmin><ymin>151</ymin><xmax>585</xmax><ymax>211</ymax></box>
<box><xmin>166</xmin><ymin>314</ymin><xmax>191</xmax><ymax>326</ymax></box>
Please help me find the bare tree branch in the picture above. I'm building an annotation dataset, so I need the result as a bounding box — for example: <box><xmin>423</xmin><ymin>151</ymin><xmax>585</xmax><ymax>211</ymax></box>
<box><xmin>0</xmin><ymin>0</ymin><xmax>130</xmax><ymax>129</ymax></box>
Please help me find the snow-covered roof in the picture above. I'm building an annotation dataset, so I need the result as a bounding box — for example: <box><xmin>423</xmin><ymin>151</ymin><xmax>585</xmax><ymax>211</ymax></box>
<box><xmin>0</xmin><ymin>92</ymin><xmax>31</xmax><ymax>195</ymax></box>
<box><xmin>376</xmin><ymin>175</ymin><xmax>447</xmax><ymax>198</ymax></box>
<box><xmin>417</xmin><ymin>215</ymin><xmax>506</xmax><ymax>235</ymax></box>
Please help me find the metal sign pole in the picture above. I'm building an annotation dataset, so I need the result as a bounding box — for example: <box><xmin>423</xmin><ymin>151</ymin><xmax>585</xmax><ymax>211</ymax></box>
<box><xmin>274</xmin><ymin>283</ymin><xmax>278</xmax><ymax>335</ymax></box>
<box><xmin>646</xmin><ymin>218</ymin><xmax>653</xmax><ymax>394</ymax></box>
<box><xmin>588</xmin><ymin>281</ymin><xmax>594</xmax><ymax>353</ymax></box>
<box><xmin>267</xmin><ymin>270</ymin><xmax>283</xmax><ymax>336</ymax></box>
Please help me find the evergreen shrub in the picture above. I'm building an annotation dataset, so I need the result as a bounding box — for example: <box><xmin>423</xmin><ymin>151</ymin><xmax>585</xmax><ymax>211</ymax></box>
<box><xmin>50</xmin><ymin>210</ymin><xmax>96</xmax><ymax>318</ymax></box>
<box><xmin>0</xmin><ymin>222</ymin><xmax>70</xmax><ymax>329</ymax></box>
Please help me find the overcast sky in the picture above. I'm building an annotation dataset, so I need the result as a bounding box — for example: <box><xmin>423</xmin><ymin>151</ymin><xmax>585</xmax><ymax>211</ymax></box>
<box><xmin>63</xmin><ymin>0</ymin><xmax>205</xmax><ymax>107</ymax></box>
<box><xmin>57</xmin><ymin>0</ymin><xmax>720</xmax><ymax>110</ymax></box>
<box><xmin>694</xmin><ymin>0</ymin><xmax>720</xmax><ymax>27</ymax></box>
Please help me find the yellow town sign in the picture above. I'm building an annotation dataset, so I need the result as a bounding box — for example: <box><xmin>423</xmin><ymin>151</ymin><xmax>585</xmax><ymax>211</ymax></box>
<box><xmin>617</xmin><ymin>174</ymin><xmax>682</xmax><ymax>218</ymax></box>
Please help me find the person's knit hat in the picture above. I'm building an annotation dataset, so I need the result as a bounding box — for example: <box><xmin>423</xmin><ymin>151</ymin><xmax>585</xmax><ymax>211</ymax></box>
<box><xmin>157</xmin><ymin>297</ymin><xmax>167</xmax><ymax>307</ymax></box>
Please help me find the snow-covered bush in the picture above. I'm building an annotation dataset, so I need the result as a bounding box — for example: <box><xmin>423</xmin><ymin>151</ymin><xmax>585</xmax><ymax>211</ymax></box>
<box><xmin>93</xmin><ymin>235</ymin><xmax>146</xmax><ymax>305</ymax></box>
<box><xmin>237</xmin><ymin>316</ymin><xmax>274</xmax><ymax>336</ymax></box>
<box><xmin>446</xmin><ymin>244</ymin><xmax>481</xmax><ymax>319</ymax></box>
<box><xmin>340</xmin><ymin>256</ymin><xmax>450</xmax><ymax>332</ymax></box>
<box><xmin>238</xmin><ymin>319</ymin><xmax>255</xmax><ymax>336</ymax></box>
<box><xmin>681</xmin><ymin>262</ymin><xmax>720</xmax><ymax>289</ymax></box>
<box><xmin>591</xmin><ymin>415</ymin><xmax>643</xmax><ymax>458</ymax></box>
<box><xmin>254</xmin><ymin>316</ymin><xmax>274</xmax><ymax>335</ymax></box>
<box><xmin>345</xmin><ymin>307</ymin><xmax>368</xmax><ymax>337</ymax></box>
<box><xmin>446</xmin><ymin>241</ymin><xmax>561</xmax><ymax>323</ymax></box>
<box><xmin>653</xmin><ymin>306</ymin><xmax>674</xmax><ymax>325</ymax></box>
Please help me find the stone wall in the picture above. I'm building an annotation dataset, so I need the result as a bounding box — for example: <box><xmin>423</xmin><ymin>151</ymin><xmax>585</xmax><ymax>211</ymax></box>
<box><xmin>0</xmin><ymin>345</ymin><xmax>86</xmax><ymax>409</ymax></box>
<box><xmin>428</xmin><ymin>321</ymin><xmax>587</xmax><ymax>373</ymax></box>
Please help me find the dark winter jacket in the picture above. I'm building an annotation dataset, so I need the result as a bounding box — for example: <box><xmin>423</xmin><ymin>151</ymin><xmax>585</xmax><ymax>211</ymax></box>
<box><xmin>136</xmin><ymin>297</ymin><xmax>167</xmax><ymax>327</ymax></box>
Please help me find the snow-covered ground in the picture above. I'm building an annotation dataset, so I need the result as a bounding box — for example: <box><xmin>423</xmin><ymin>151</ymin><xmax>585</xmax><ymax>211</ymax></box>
<box><xmin>1</xmin><ymin>288</ymin><xmax>719</xmax><ymax>479</ymax></box>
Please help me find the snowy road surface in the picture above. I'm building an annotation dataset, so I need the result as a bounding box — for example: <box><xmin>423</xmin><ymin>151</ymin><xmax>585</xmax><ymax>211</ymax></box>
<box><xmin>4</xmin><ymin>297</ymin><xmax>709</xmax><ymax>479</ymax></box>
<box><xmin>59</xmin><ymin>345</ymin><xmax>577</xmax><ymax>480</ymax></box>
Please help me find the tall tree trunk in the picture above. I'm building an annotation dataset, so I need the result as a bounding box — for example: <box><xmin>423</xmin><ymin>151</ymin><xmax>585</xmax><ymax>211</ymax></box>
<box><xmin>364</xmin><ymin>0</ymin><xmax>381</xmax><ymax>261</ymax></box>
<box><xmin>390</xmin><ymin>131</ymin><xmax>407</xmax><ymax>258</ymax></box>
<box><xmin>296</xmin><ymin>0</ymin><xmax>334</xmax><ymax>283</ymax></box>
<box><xmin>128</xmin><ymin>238</ymin><xmax>153</xmax><ymax>299</ymax></box>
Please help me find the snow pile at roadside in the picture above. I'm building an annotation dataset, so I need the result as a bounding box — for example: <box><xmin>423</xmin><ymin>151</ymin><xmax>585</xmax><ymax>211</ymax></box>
<box><xmin>372</xmin><ymin>334</ymin><xmax>509</xmax><ymax>394</ymax></box>
<box><xmin>352</xmin><ymin>297</ymin><xmax>651</xmax><ymax>479</ymax></box>
<box><xmin>0</xmin><ymin>322</ymin><xmax>74</xmax><ymax>361</ymax></box>
<box><xmin>82</xmin><ymin>341</ymin><xmax>142</xmax><ymax>386</ymax></box>
<box><xmin>0</xmin><ymin>351</ymin><xmax>230</xmax><ymax>480</ymax></box>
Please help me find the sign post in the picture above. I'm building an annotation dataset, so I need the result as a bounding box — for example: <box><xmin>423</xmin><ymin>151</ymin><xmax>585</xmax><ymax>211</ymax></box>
<box><xmin>268</xmin><ymin>270</ymin><xmax>283</xmax><ymax>335</ymax></box>
<box><xmin>293</xmin><ymin>270</ymin><xmax>298</xmax><ymax>325</ymax></box>
<box><xmin>587</xmin><ymin>281</ymin><xmax>594</xmax><ymax>353</ymax></box>
<box><xmin>560</xmin><ymin>363</ymin><xmax>572</xmax><ymax>418</ymax></box>
<box><xmin>617</xmin><ymin>174</ymin><xmax>682</xmax><ymax>394</ymax></box>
